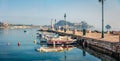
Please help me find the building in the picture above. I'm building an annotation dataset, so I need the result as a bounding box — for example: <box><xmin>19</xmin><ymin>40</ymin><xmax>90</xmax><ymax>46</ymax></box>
<box><xmin>0</xmin><ymin>22</ymin><xmax>8</xmax><ymax>28</ymax></box>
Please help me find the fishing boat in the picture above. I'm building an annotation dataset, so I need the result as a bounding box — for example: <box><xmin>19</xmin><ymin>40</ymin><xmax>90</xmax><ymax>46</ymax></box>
<box><xmin>47</xmin><ymin>36</ymin><xmax>76</xmax><ymax>45</ymax></box>
<box><xmin>37</xmin><ymin>32</ymin><xmax>58</xmax><ymax>40</ymax></box>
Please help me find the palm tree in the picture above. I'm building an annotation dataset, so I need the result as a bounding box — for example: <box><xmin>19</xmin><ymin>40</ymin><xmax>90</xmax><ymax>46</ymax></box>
<box><xmin>105</xmin><ymin>25</ymin><xmax>111</xmax><ymax>33</ymax></box>
<box><xmin>99</xmin><ymin>0</ymin><xmax>105</xmax><ymax>38</ymax></box>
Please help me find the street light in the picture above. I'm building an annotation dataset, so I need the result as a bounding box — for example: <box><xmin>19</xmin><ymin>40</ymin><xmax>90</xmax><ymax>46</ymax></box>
<box><xmin>64</xmin><ymin>13</ymin><xmax>66</xmax><ymax>32</ymax></box>
<box><xmin>99</xmin><ymin>0</ymin><xmax>105</xmax><ymax>38</ymax></box>
<box><xmin>54</xmin><ymin>19</ymin><xmax>57</xmax><ymax>31</ymax></box>
<box><xmin>51</xmin><ymin>19</ymin><xmax>53</xmax><ymax>30</ymax></box>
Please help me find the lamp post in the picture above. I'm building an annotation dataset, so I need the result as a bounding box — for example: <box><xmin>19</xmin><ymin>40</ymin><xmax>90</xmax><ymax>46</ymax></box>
<box><xmin>55</xmin><ymin>19</ymin><xmax>56</xmax><ymax>31</ymax></box>
<box><xmin>64</xmin><ymin>13</ymin><xmax>66</xmax><ymax>32</ymax></box>
<box><xmin>51</xmin><ymin>19</ymin><xmax>53</xmax><ymax>30</ymax></box>
<box><xmin>99</xmin><ymin>0</ymin><xmax>105</xmax><ymax>38</ymax></box>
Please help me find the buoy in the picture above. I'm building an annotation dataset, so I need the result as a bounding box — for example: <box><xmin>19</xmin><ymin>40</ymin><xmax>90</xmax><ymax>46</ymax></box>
<box><xmin>24</xmin><ymin>30</ymin><xmax>27</xmax><ymax>32</ymax></box>
<box><xmin>18</xmin><ymin>42</ymin><xmax>21</xmax><ymax>46</ymax></box>
<box><xmin>34</xmin><ymin>40</ymin><xmax>36</xmax><ymax>44</ymax></box>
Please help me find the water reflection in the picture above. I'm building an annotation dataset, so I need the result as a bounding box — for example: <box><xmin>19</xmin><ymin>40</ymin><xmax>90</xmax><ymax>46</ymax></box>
<box><xmin>82</xmin><ymin>50</ymin><xmax>86</xmax><ymax>56</ymax></box>
<box><xmin>77</xmin><ymin>46</ymin><xmax>117</xmax><ymax>61</ymax></box>
<box><xmin>35</xmin><ymin>31</ymin><xmax>118</xmax><ymax>61</ymax></box>
<box><xmin>0</xmin><ymin>28</ymin><xmax>117</xmax><ymax>61</ymax></box>
<box><xmin>35</xmin><ymin>45</ymin><xmax>75</xmax><ymax>52</ymax></box>
<box><xmin>35</xmin><ymin>40</ymin><xmax>75</xmax><ymax>61</ymax></box>
<box><xmin>64</xmin><ymin>49</ymin><xmax>67</xmax><ymax>61</ymax></box>
<box><xmin>0</xmin><ymin>28</ymin><xmax>6</xmax><ymax>35</ymax></box>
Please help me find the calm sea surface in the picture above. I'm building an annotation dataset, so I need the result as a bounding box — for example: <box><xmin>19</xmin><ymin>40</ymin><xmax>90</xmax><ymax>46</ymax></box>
<box><xmin>0</xmin><ymin>28</ymin><xmax>115</xmax><ymax>61</ymax></box>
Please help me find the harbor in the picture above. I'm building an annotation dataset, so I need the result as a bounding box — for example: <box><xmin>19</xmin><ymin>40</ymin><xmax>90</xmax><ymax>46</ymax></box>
<box><xmin>0</xmin><ymin>28</ymin><xmax>118</xmax><ymax>61</ymax></box>
<box><xmin>0</xmin><ymin>0</ymin><xmax>120</xmax><ymax>61</ymax></box>
<box><xmin>38</xmin><ymin>28</ymin><xmax>120</xmax><ymax>60</ymax></box>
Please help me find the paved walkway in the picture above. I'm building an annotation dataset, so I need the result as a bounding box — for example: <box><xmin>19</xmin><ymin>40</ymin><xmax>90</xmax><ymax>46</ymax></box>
<box><xmin>57</xmin><ymin>30</ymin><xmax>119</xmax><ymax>43</ymax></box>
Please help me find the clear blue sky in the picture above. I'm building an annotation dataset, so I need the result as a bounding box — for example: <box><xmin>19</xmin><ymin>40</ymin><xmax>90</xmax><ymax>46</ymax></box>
<box><xmin>0</xmin><ymin>0</ymin><xmax>120</xmax><ymax>30</ymax></box>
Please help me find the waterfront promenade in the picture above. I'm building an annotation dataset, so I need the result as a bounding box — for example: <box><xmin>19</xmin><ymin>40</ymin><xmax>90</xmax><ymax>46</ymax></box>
<box><xmin>41</xmin><ymin>27</ymin><xmax>119</xmax><ymax>43</ymax></box>
<box><xmin>57</xmin><ymin>30</ymin><xmax>119</xmax><ymax>43</ymax></box>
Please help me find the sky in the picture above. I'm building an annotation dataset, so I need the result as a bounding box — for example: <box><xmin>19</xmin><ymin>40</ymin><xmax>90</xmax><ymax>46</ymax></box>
<box><xmin>0</xmin><ymin>0</ymin><xmax>120</xmax><ymax>30</ymax></box>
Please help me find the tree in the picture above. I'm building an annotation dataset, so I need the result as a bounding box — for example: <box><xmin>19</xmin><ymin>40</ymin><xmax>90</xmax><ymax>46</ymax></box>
<box><xmin>81</xmin><ymin>21</ymin><xmax>89</xmax><ymax>30</ymax></box>
<box><xmin>80</xmin><ymin>21</ymin><xmax>94</xmax><ymax>36</ymax></box>
<box><xmin>81</xmin><ymin>21</ymin><xmax>94</xmax><ymax>30</ymax></box>
<box><xmin>105</xmin><ymin>25</ymin><xmax>111</xmax><ymax>32</ymax></box>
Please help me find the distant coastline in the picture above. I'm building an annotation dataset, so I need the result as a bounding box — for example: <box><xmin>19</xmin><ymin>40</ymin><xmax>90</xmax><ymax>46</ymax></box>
<box><xmin>0</xmin><ymin>22</ymin><xmax>40</xmax><ymax>29</ymax></box>
<box><xmin>9</xmin><ymin>25</ymin><xmax>40</xmax><ymax>29</ymax></box>
<box><xmin>0</xmin><ymin>25</ymin><xmax>40</xmax><ymax>29</ymax></box>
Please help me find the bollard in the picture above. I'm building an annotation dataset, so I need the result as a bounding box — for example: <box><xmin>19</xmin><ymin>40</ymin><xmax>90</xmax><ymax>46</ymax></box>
<box><xmin>83</xmin><ymin>29</ymin><xmax>86</xmax><ymax>36</ymax></box>
<box><xmin>34</xmin><ymin>40</ymin><xmax>36</xmax><ymax>44</ymax></box>
<box><xmin>18</xmin><ymin>42</ymin><xmax>20</xmax><ymax>46</ymax></box>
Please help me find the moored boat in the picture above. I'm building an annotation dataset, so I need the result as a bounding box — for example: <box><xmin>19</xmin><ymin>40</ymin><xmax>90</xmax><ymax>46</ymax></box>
<box><xmin>47</xmin><ymin>36</ymin><xmax>76</xmax><ymax>45</ymax></box>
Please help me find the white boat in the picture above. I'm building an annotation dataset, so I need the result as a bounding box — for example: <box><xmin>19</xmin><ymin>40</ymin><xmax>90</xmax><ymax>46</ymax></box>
<box><xmin>37</xmin><ymin>32</ymin><xmax>58</xmax><ymax>40</ymax></box>
<box><xmin>47</xmin><ymin>36</ymin><xmax>75</xmax><ymax>45</ymax></box>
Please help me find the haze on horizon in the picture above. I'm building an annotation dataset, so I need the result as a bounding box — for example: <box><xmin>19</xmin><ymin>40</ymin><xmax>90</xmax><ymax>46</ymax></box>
<box><xmin>0</xmin><ymin>0</ymin><xmax>120</xmax><ymax>31</ymax></box>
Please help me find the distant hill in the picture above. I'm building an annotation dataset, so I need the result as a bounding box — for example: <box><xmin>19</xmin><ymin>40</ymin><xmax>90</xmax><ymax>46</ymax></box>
<box><xmin>55</xmin><ymin>20</ymin><xmax>74</xmax><ymax>26</ymax></box>
<box><xmin>54</xmin><ymin>20</ymin><xmax>94</xmax><ymax>30</ymax></box>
